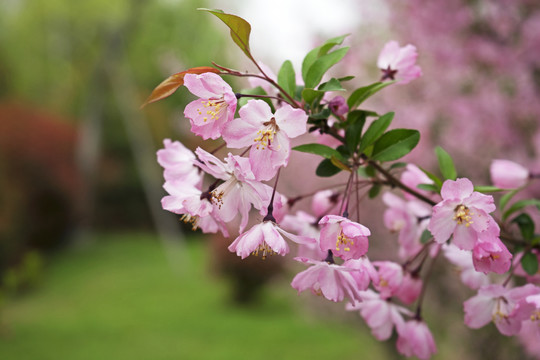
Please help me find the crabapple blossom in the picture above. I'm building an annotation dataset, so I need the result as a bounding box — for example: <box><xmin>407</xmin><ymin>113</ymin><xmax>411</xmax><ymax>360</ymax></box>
<box><xmin>400</xmin><ymin>164</ymin><xmax>438</xmax><ymax>201</ymax></box>
<box><xmin>472</xmin><ymin>222</ymin><xmax>512</xmax><ymax>274</ymax></box>
<box><xmin>395</xmin><ymin>272</ymin><xmax>423</xmax><ymax>305</ymax></box>
<box><xmin>377</xmin><ymin>41</ymin><xmax>422</xmax><ymax>84</ymax></box>
<box><xmin>228</xmin><ymin>220</ymin><xmax>315</xmax><ymax>259</ymax></box>
<box><xmin>490</xmin><ymin>159</ymin><xmax>529</xmax><ymax>189</ymax></box>
<box><xmin>373</xmin><ymin>261</ymin><xmax>404</xmax><ymax>299</ymax></box>
<box><xmin>157</xmin><ymin>139</ymin><xmax>201</xmax><ymax>184</ymax></box>
<box><xmin>463</xmin><ymin>284</ymin><xmax>540</xmax><ymax>336</ymax></box>
<box><xmin>319</xmin><ymin>215</ymin><xmax>370</xmax><ymax>261</ymax></box>
<box><xmin>382</xmin><ymin>192</ymin><xmax>431</xmax><ymax>259</ymax></box>
<box><xmin>160</xmin><ymin>180</ymin><xmax>228</xmax><ymax>236</ymax></box>
<box><xmin>396</xmin><ymin>320</ymin><xmax>437</xmax><ymax>360</ymax></box>
<box><xmin>312</xmin><ymin>190</ymin><xmax>341</xmax><ymax>218</ymax></box>
<box><xmin>194</xmin><ymin>147</ymin><xmax>272</xmax><ymax>232</ymax></box>
<box><xmin>428</xmin><ymin>178</ymin><xmax>496</xmax><ymax>250</ymax></box>
<box><xmin>443</xmin><ymin>244</ymin><xmax>489</xmax><ymax>290</ymax></box>
<box><xmin>346</xmin><ymin>290</ymin><xmax>412</xmax><ymax>341</ymax></box>
<box><xmin>222</xmin><ymin>99</ymin><xmax>308</xmax><ymax>180</ymax></box>
<box><xmin>183</xmin><ymin>72</ymin><xmax>237</xmax><ymax>140</ymax></box>
<box><xmin>281</xmin><ymin>211</ymin><xmax>326</xmax><ymax>260</ymax></box>
<box><xmin>343</xmin><ymin>257</ymin><xmax>379</xmax><ymax>291</ymax></box>
<box><xmin>291</xmin><ymin>257</ymin><xmax>363</xmax><ymax>304</ymax></box>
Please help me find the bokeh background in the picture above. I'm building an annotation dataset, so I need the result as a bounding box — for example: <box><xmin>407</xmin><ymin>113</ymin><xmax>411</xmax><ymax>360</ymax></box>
<box><xmin>1</xmin><ymin>0</ymin><xmax>539</xmax><ymax>359</ymax></box>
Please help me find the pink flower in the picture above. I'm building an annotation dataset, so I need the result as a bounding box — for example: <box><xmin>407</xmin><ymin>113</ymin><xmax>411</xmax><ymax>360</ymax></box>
<box><xmin>194</xmin><ymin>148</ymin><xmax>272</xmax><ymax>232</ymax></box>
<box><xmin>312</xmin><ymin>190</ymin><xmax>341</xmax><ymax>218</ymax></box>
<box><xmin>400</xmin><ymin>164</ymin><xmax>438</xmax><ymax>201</ymax></box>
<box><xmin>343</xmin><ymin>257</ymin><xmax>379</xmax><ymax>291</ymax></box>
<box><xmin>373</xmin><ymin>261</ymin><xmax>404</xmax><ymax>299</ymax></box>
<box><xmin>442</xmin><ymin>244</ymin><xmax>489</xmax><ymax>289</ymax></box>
<box><xmin>382</xmin><ymin>192</ymin><xmax>431</xmax><ymax>259</ymax></box>
<box><xmin>377</xmin><ymin>41</ymin><xmax>422</xmax><ymax>84</ymax></box>
<box><xmin>319</xmin><ymin>215</ymin><xmax>370</xmax><ymax>260</ymax></box>
<box><xmin>346</xmin><ymin>290</ymin><xmax>411</xmax><ymax>341</ymax></box>
<box><xmin>222</xmin><ymin>99</ymin><xmax>308</xmax><ymax>181</ymax></box>
<box><xmin>490</xmin><ymin>159</ymin><xmax>529</xmax><ymax>189</ymax></box>
<box><xmin>428</xmin><ymin>178</ymin><xmax>496</xmax><ymax>250</ymax></box>
<box><xmin>395</xmin><ymin>272</ymin><xmax>422</xmax><ymax>305</ymax></box>
<box><xmin>464</xmin><ymin>284</ymin><xmax>540</xmax><ymax>336</ymax></box>
<box><xmin>472</xmin><ymin>222</ymin><xmax>512</xmax><ymax>274</ymax></box>
<box><xmin>281</xmin><ymin>211</ymin><xmax>325</xmax><ymax>260</ymax></box>
<box><xmin>157</xmin><ymin>139</ymin><xmax>201</xmax><ymax>185</ymax></box>
<box><xmin>228</xmin><ymin>221</ymin><xmax>314</xmax><ymax>259</ymax></box>
<box><xmin>291</xmin><ymin>257</ymin><xmax>363</xmax><ymax>304</ymax></box>
<box><xmin>396</xmin><ymin>320</ymin><xmax>437</xmax><ymax>360</ymax></box>
<box><xmin>160</xmin><ymin>180</ymin><xmax>228</xmax><ymax>236</ymax></box>
<box><xmin>183</xmin><ymin>72</ymin><xmax>237</xmax><ymax>140</ymax></box>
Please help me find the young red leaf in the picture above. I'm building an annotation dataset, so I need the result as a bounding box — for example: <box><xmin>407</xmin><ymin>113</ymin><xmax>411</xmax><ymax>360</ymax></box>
<box><xmin>141</xmin><ymin>66</ymin><xmax>219</xmax><ymax>108</ymax></box>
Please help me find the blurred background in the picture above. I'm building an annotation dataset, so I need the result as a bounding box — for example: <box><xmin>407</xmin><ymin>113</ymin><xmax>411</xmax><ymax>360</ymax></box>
<box><xmin>0</xmin><ymin>0</ymin><xmax>539</xmax><ymax>359</ymax></box>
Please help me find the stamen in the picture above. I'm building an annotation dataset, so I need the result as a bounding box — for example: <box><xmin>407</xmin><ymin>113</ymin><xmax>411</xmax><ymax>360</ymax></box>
<box><xmin>336</xmin><ymin>230</ymin><xmax>353</xmax><ymax>252</ymax></box>
<box><xmin>453</xmin><ymin>205</ymin><xmax>474</xmax><ymax>227</ymax></box>
<box><xmin>251</xmin><ymin>242</ymin><xmax>277</xmax><ymax>260</ymax></box>
<box><xmin>253</xmin><ymin>117</ymin><xmax>279</xmax><ymax>150</ymax></box>
<box><xmin>180</xmin><ymin>214</ymin><xmax>199</xmax><ymax>231</ymax></box>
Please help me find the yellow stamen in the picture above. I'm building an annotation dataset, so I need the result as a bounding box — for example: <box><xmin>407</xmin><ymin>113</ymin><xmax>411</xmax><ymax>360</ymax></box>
<box><xmin>336</xmin><ymin>230</ymin><xmax>353</xmax><ymax>252</ymax></box>
<box><xmin>251</xmin><ymin>242</ymin><xmax>277</xmax><ymax>260</ymax></box>
<box><xmin>453</xmin><ymin>205</ymin><xmax>474</xmax><ymax>227</ymax></box>
<box><xmin>253</xmin><ymin>117</ymin><xmax>279</xmax><ymax>150</ymax></box>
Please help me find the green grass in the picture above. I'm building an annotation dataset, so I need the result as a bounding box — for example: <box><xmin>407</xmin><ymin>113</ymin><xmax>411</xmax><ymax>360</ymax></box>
<box><xmin>0</xmin><ymin>233</ymin><xmax>386</xmax><ymax>360</ymax></box>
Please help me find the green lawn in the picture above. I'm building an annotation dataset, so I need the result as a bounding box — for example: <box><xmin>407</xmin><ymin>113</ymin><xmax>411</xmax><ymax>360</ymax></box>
<box><xmin>0</xmin><ymin>233</ymin><xmax>386</xmax><ymax>360</ymax></box>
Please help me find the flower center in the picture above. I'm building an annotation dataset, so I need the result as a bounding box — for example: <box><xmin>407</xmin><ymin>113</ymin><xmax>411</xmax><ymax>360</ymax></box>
<box><xmin>210</xmin><ymin>177</ymin><xmax>238</xmax><ymax>209</ymax></box>
<box><xmin>531</xmin><ymin>310</ymin><xmax>540</xmax><ymax>322</ymax></box>
<box><xmin>180</xmin><ymin>214</ymin><xmax>199</xmax><ymax>230</ymax></box>
<box><xmin>253</xmin><ymin>117</ymin><xmax>279</xmax><ymax>150</ymax></box>
<box><xmin>336</xmin><ymin>230</ymin><xmax>353</xmax><ymax>252</ymax></box>
<box><xmin>251</xmin><ymin>242</ymin><xmax>277</xmax><ymax>260</ymax></box>
<box><xmin>453</xmin><ymin>205</ymin><xmax>474</xmax><ymax>227</ymax></box>
<box><xmin>198</xmin><ymin>97</ymin><xmax>227</xmax><ymax>122</ymax></box>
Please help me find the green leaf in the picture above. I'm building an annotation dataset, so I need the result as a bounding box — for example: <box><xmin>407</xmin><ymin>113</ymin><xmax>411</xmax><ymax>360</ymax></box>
<box><xmin>368</xmin><ymin>184</ymin><xmax>381</xmax><ymax>199</ymax></box>
<box><xmin>305</xmin><ymin>47</ymin><xmax>349</xmax><ymax>89</ymax></box>
<box><xmin>358</xmin><ymin>112</ymin><xmax>394</xmax><ymax>153</ymax></box>
<box><xmin>417</xmin><ymin>184</ymin><xmax>440</xmax><ymax>192</ymax></box>
<box><xmin>302</xmin><ymin>35</ymin><xmax>349</xmax><ymax>82</ymax></box>
<box><xmin>389</xmin><ymin>162</ymin><xmax>408</xmax><ymax>170</ymax></box>
<box><xmin>347</xmin><ymin>81</ymin><xmax>395</xmax><ymax>109</ymax></box>
<box><xmin>199</xmin><ymin>9</ymin><xmax>252</xmax><ymax>59</ymax></box>
<box><xmin>278</xmin><ymin>60</ymin><xmax>296</xmax><ymax>96</ymax></box>
<box><xmin>473</xmin><ymin>186</ymin><xmax>503</xmax><ymax>193</ymax></box>
<box><xmin>420</xmin><ymin>229</ymin><xmax>432</xmax><ymax>244</ymax></box>
<box><xmin>316</xmin><ymin>158</ymin><xmax>342</xmax><ymax>177</ymax></box>
<box><xmin>292</xmin><ymin>143</ymin><xmax>343</xmax><ymax>160</ymax></box>
<box><xmin>318</xmin><ymin>78</ymin><xmax>345</xmax><ymax>92</ymax></box>
<box><xmin>499</xmin><ymin>188</ymin><xmax>520</xmax><ymax>212</ymax></box>
<box><xmin>512</xmin><ymin>213</ymin><xmax>535</xmax><ymax>241</ymax></box>
<box><xmin>309</xmin><ymin>108</ymin><xmax>331</xmax><ymax>120</ymax></box>
<box><xmin>344</xmin><ymin>111</ymin><xmax>367</xmax><ymax>153</ymax></box>
<box><xmin>419</xmin><ymin>167</ymin><xmax>443</xmax><ymax>190</ymax></box>
<box><xmin>435</xmin><ymin>146</ymin><xmax>457</xmax><ymax>180</ymax></box>
<box><xmin>301</xmin><ymin>88</ymin><xmax>325</xmax><ymax>105</ymax></box>
<box><xmin>503</xmin><ymin>199</ymin><xmax>540</xmax><ymax>221</ymax></box>
<box><xmin>371</xmin><ymin>129</ymin><xmax>420</xmax><ymax>162</ymax></box>
<box><xmin>521</xmin><ymin>251</ymin><xmax>539</xmax><ymax>276</ymax></box>
<box><xmin>338</xmin><ymin>75</ymin><xmax>355</xmax><ymax>82</ymax></box>
<box><xmin>318</xmin><ymin>34</ymin><xmax>349</xmax><ymax>56</ymax></box>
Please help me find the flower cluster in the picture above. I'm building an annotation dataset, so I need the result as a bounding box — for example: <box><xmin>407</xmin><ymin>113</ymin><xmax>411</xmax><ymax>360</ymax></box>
<box><xmin>146</xmin><ymin>9</ymin><xmax>540</xmax><ymax>360</ymax></box>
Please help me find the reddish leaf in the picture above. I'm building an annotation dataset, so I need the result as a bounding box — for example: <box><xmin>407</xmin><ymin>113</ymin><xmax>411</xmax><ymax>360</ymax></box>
<box><xmin>141</xmin><ymin>66</ymin><xmax>219</xmax><ymax>108</ymax></box>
